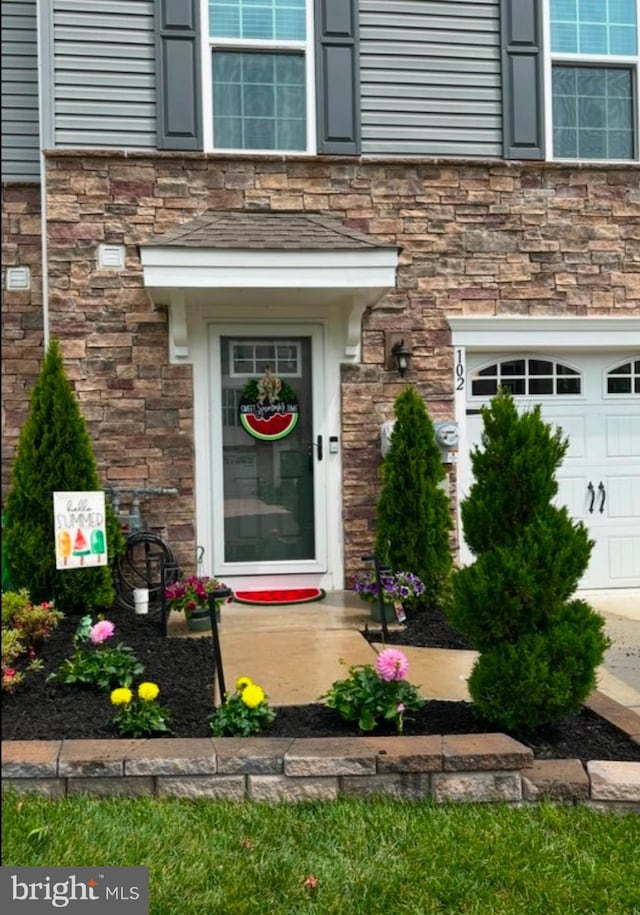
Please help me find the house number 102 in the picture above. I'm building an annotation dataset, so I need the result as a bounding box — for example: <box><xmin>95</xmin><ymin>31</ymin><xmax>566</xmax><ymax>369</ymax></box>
<box><xmin>455</xmin><ymin>349</ymin><xmax>465</xmax><ymax>391</ymax></box>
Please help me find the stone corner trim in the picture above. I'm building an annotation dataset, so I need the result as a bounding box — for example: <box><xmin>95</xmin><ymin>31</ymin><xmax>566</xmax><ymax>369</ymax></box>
<box><xmin>2</xmin><ymin>735</ymin><xmax>639</xmax><ymax>808</ymax></box>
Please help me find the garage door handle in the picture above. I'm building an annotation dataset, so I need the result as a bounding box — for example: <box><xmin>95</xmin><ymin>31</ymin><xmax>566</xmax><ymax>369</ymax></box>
<box><xmin>598</xmin><ymin>481</ymin><xmax>606</xmax><ymax>514</ymax></box>
<box><xmin>587</xmin><ymin>481</ymin><xmax>595</xmax><ymax>514</ymax></box>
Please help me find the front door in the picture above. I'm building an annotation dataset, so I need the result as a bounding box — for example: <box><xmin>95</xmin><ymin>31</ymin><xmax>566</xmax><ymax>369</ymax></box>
<box><xmin>210</xmin><ymin>326</ymin><xmax>327</xmax><ymax>576</ymax></box>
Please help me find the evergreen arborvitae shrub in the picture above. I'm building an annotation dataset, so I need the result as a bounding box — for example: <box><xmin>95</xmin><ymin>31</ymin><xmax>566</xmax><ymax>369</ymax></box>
<box><xmin>374</xmin><ymin>386</ymin><xmax>453</xmax><ymax>607</ymax></box>
<box><xmin>3</xmin><ymin>339</ymin><xmax>124</xmax><ymax>612</ymax></box>
<box><xmin>447</xmin><ymin>390</ymin><xmax>609</xmax><ymax>732</ymax></box>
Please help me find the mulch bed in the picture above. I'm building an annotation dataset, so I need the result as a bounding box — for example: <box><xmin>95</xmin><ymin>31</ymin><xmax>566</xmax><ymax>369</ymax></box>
<box><xmin>3</xmin><ymin>603</ymin><xmax>639</xmax><ymax>764</ymax></box>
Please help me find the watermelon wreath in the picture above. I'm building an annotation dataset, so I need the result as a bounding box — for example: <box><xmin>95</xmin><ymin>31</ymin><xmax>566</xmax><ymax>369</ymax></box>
<box><xmin>238</xmin><ymin>369</ymin><xmax>299</xmax><ymax>442</ymax></box>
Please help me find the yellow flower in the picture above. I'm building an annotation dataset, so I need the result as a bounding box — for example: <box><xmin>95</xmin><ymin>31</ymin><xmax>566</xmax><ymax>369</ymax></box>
<box><xmin>236</xmin><ymin>676</ymin><xmax>253</xmax><ymax>692</ymax></box>
<box><xmin>110</xmin><ymin>687</ymin><xmax>133</xmax><ymax>706</ymax></box>
<box><xmin>241</xmin><ymin>683</ymin><xmax>265</xmax><ymax>708</ymax></box>
<box><xmin>138</xmin><ymin>682</ymin><xmax>160</xmax><ymax>702</ymax></box>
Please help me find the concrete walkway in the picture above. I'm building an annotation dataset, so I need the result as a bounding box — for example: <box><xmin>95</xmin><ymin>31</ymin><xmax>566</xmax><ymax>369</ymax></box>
<box><xmin>168</xmin><ymin>589</ymin><xmax>640</xmax><ymax>714</ymax></box>
<box><xmin>578</xmin><ymin>588</ymin><xmax>640</xmax><ymax>715</ymax></box>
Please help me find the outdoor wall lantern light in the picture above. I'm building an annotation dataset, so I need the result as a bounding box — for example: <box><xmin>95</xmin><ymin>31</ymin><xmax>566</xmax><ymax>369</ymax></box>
<box><xmin>391</xmin><ymin>339</ymin><xmax>412</xmax><ymax>377</ymax></box>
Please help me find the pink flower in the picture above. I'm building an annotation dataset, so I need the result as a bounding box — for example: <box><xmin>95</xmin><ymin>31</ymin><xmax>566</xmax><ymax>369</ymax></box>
<box><xmin>396</xmin><ymin>703</ymin><xmax>405</xmax><ymax>713</ymax></box>
<box><xmin>89</xmin><ymin>619</ymin><xmax>115</xmax><ymax>644</ymax></box>
<box><xmin>375</xmin><ymin>648</ymin><xmax>409</xmax><ymax>681</ymax></box>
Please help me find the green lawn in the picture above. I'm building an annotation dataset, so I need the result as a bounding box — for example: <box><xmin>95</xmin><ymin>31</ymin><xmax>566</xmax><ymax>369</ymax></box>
<box><xmin>3</xmin><ymin>794</ymin><xmax>639</xmax><ymax>914</ymax></box>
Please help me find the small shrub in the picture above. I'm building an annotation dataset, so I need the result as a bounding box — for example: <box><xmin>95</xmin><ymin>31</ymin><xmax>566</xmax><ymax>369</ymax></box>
<box><xmin>1</xmin><ymin>589</ymin><xmax>62</xmax><ymax>693</ymax></box>
<box><xmin>322</xmin><ymin>648</ymin><xmax>424</xmax><ymax>733</ymax></box>
<box><xmin>110</xmin><ymin>682</ymin><xmax>173</xmax><ymax>738</ymax></box>
<box><xmin>374</xmin><ymin>386</ymin><xmax>453</xmax><ymax>608</ymax></box>
<box><xmin>48</xmin><ymin>614</ymin><xmax>144</xmax><ymax>692</ymax></box>
<box><xmin>3</xmin><ymin>339</ymin><xmax>124</xmax><ymax>611</ymax></box>
<box><xmin>210</xmin><ymin>676</ymin><xmax>276</xmax><ymax>737</ymax></box>
<box><xmin>447</xmin><ymin>390</ymin><xmax>609</xmax><ymax>732</ymax></box>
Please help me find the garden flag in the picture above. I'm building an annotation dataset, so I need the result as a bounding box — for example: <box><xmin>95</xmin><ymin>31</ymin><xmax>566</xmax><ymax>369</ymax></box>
<box><xmin>53</xmin><ymin>491</ymin><xmax>107</xmax><ymax>570</ymax></box>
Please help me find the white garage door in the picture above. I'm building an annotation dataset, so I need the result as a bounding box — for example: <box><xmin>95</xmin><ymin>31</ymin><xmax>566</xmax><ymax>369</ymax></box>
<box><xmin>462</xmin><ymin>352</ymin><xmax>640</xmax><ymax>589</ymax></box>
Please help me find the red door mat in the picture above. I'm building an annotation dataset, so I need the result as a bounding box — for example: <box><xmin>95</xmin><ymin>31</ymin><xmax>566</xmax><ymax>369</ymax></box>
<box><xmin>232</xmin><ymin>588</ymin><xmax>326</xmax><ymax>606</ymax></box>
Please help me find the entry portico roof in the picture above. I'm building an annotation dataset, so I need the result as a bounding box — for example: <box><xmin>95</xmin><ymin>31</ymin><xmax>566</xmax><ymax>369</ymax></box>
<box><xmin>144</xmin><ymin>211</ymin><xmax>395</xmax><ymax>251</ymax></box>
<box><xmin>139</xmin><ymin>211</ymin><xmax>399</xmax><ymax>362</ymax></box>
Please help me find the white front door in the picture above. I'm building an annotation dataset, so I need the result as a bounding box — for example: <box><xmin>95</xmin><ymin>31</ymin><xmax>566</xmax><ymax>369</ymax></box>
<box><xmin>209</xmin><ymin>324</ymin><xmax>328</xmax><ymax>579</ymax></box>
<box><xmin>462</xmin><ymin>352</ymin><xmax>640</xmax><ymax>589</ymax></box>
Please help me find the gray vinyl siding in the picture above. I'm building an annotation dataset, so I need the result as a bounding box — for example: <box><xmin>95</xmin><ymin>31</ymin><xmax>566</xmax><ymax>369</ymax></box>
<box><xmin>1</xmin><ymin>0</ymin><xmax>40</xmax><ymax>182</ymax></box>
<box><xmin>359</xmin><ymin>0</ymin><xmax>502</xmax><ymax>157</ymax></box>
<box><xmin>52</xmin><ymin>0</ymin><xmax>156</xmax><ymax>149</ymax></box>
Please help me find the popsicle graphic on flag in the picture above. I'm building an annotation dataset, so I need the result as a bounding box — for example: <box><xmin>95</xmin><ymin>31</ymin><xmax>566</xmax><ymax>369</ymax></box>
<box><xmin>72</xmin><ymin>528</ymin><xmax>90</xmax><ymax>565</ymax></box>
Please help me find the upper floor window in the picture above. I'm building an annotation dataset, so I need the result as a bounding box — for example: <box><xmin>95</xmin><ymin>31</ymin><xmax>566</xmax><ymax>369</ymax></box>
<box><xmin>547</xmin><ymin>0</ymin><xmax>639</xmax><ymax>160</ymax></box>
<box><xmin>206</xmin><ymin>0</ymin><xmax>313</xmax><ymax>152</ymax></box>
<box><xmin>471</xmin><ymin>358</ymin><xmax>582</xmax><ymax>397</ymax></box>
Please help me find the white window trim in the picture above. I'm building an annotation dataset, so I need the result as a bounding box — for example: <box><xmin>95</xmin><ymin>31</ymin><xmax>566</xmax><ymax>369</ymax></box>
<box><xmin>469</xmin><ymin>355</ymin><xmax>584</xmax><ymax>400</ymax></box>
<box><xmin>200</xmin><ymin>0</ymin><xmax>316</xmax><ymax>155</ymax></box>
<box><xmin>603</xmin><ymin>354</ymin><xmax>640</xmax><ymax>398</ymax></box>
<box><xmin>542</xmin><ymin>0</ymin><xmax>640</xmax><ymax>163</ymax></box>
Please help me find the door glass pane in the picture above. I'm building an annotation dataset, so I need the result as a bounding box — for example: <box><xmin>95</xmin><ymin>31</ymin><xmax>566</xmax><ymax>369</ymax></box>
<box><xmin>221</xmin><ymin>336</ymin><xmax>315</xmax><ymax>563</ymax></box>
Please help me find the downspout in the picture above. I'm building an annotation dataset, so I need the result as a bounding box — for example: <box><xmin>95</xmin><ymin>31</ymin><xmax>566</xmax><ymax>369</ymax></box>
<box><xmin>36</xmin><ymin>0</ymin><xmax>54</xmax><ymax>348</ymax></box>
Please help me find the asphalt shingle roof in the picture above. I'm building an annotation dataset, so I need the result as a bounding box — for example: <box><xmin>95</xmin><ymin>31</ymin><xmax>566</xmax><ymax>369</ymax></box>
<box><xmin>146</xmin><ymin>211</ymin><xmax>396</xmax><ymax>251</ymax></box>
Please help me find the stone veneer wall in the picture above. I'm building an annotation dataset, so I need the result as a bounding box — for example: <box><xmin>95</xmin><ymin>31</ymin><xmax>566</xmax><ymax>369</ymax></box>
<box><xmin>2</xmin><ymin>154</ymin><xmax>639</xmax><ymax>577</ymax></box>
<box><xmin>3</xmin><ymin>735</ymin><xmax>640</xmax><ymax>810</ymax></box>
<box><xmin>1</xmin><ymin>183</ymin><xmax>44</xmax><ymax>492</ymax></box>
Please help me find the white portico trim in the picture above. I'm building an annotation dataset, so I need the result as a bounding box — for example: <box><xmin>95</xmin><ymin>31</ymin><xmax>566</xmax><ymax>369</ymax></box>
<box><xmin>140</xmin><ymin>247</ymin><xmax>398</xmax><ymax>363</ymax></box>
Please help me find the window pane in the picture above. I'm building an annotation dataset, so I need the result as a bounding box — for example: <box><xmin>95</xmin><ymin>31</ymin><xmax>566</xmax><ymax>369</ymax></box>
<box><xmin>477</xmin><ymin>365</ymin><xmax>497</xmax><ymax>377</ymax></box>
<box><xmin>255</xmin><ymin>344</ymin><xmax>276</xmax><ymax>363</ymax></box>
<box><xmin>557</xmin><ymin>364</ymin><xmax>579</xmax><ymax>375</ymax></box>
<box><xmin>555</xmin><ymin>93</ymin><xmax>577</xmax><ymax>127</ymax></box>
<box><xmin>471</xmin><ymin>379</ymin><xmax>497</xmax><ymax>396</ymax></box>
<box><xmin>210</xmin><ymin>0</ymin><xmax>306</xmax><ymax>40</ymax></box>
<box><xmin>610</xmin><ymin>362</ymin><xmax>631</xmax><ymax>374</ymax></box>
<box><xmin>500</xmin><ymin>359</ymin><xmax>525</xmax><ymax>375</ymax></box>
<box><xmin>502</xmin><ymin>379</ymin><xmax>526</xmax><ymax>395</ymax></box>
<box><xmin>608</xmin><ymin>377</ymin><xmax>632</xmax><ymax>393</ymax></box>
<box><xmin>552</xmin><ymin>0</ymin><xmax>638</xmax><ymax>54</ymax></box>
<box><xmin>213</xmin><ymin>51</ymin><xmax>306</xmax><ymax>150</ymax></box>
<box><xmin>552</xmin><ymin>66</ymin><xmax>634</xmax><ymax>161</ymax></box>
<box><xmin>557</xmin><ymin>377</ymin><xmax>581</xmax><ymax>394</ymax></box>
<box><xmin>529</xmin><ymin>359</ymin><xmax>553</xmax><ymax>375</ymax></box>
<box><xmin>580</xmin><ymin>23</ymin><xmax>607</xmax><ymax>54</ymax></box>
<box><xmin>529</xmin><ymin>378</ymin><xmax>554</xmax><ymax>395</ymax></box>
<box><xmin>610</xmin><ymin>25</ymin><xmax>637</xmax><ymax>54</ymax></box>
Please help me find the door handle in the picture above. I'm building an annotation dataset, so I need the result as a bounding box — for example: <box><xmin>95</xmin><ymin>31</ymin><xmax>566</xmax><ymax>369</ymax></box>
<box><xmin>598</xmin><ymin>481</ymin><xmax>606</xmax><ymax>514</ymax></box>
<box><xmin>308</xmin><ymin>435</ymin><xmax>323</xmax><ymax>469</ymax></box>
<box><xmin>587</xmin><ymin>481</ymin><xmax>595</xmax><ymax>514</ymax></box>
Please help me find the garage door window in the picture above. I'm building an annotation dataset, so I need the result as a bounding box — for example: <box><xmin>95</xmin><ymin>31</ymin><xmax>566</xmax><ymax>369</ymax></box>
<box><xmin>606</xmin><ymin>358</ymin><xmax>640</xmax><ymax>395</ymax></box>
<box><xmin>471</xmin><ymin>358</ymin><xmax>582</xmax><ymax>397</ymax></box>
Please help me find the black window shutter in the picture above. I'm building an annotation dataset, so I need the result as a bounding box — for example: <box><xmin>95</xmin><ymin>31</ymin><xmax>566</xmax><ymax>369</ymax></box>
<box><xmin>315</xmin><ymin>0</ymin><xmax>360</xmax><ymax>155</ymax></box>
<box><xmin>501</xmin><ymin>0</ymin><xmax>544</xmax><ymax>159</ymax></box>
<box><xmin>156</xmin><ymin>0</ymin><xmax>203</xmax><ymax>150</ymax></box>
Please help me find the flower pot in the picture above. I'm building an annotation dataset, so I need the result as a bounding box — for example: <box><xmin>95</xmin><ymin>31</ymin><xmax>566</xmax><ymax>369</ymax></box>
<box><xmin>185</xmin><ymin>606</ymin><xmax>220</xmax><ymax>632</ymax></box>
<box><xmin>370</xmin><ymin>602</ymin><xmax>404</xmax><ymax>624</ymax></box>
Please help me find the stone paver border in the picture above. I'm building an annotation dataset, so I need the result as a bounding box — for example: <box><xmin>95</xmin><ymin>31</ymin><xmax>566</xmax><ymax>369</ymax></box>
<box><xmin>3</xmin><ymin>693</ymin><xmax>639</xmax><ymax>809</ymax></box>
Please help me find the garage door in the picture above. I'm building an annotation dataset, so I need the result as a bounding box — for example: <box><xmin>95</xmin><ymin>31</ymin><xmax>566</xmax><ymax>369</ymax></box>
<box><xmin>462</xmin><ymin>352</ymin><xmax>640</xmax><ymax>589</ymax></box>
